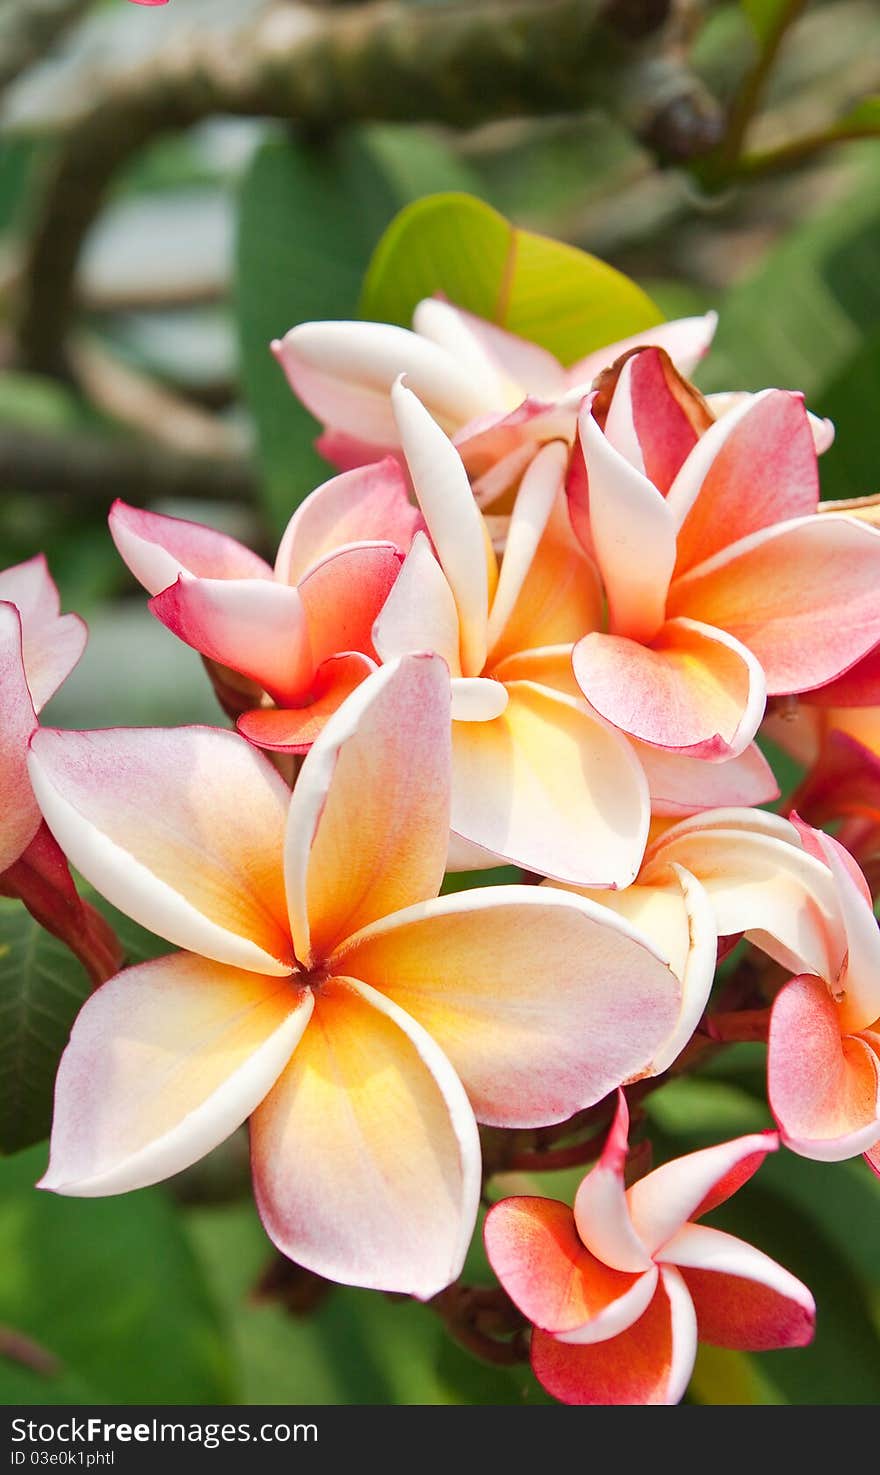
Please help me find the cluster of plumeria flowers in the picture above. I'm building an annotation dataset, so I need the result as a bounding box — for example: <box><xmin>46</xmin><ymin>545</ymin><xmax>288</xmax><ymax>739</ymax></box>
<box><xmin>4</xmin><ymin>289</ymin><xmax>880</xmax><ymax>1405</ymax></box>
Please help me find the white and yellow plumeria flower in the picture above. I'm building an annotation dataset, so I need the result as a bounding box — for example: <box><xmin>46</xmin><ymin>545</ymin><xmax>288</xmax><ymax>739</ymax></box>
<box><xmin>29</xmin><ymin>655</ymin><xmax>686</xmax><ymax>1299</ymax></box>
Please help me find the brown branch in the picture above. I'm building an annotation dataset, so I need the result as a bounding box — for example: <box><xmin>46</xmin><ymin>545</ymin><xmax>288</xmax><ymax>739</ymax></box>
<box><xmin>0</xmin><ymin>423</ymin><xmax>258</xmax><ymax>507</ymax></box>
<box><xmin>720</xmin><ymin>0</ymin><xmax>808</xmax><ymax>169</ymax></box>
<box><xmin>430</xmin><ymin>1282</ymin><xmax>529</xmax><ymax>1367</ymax></box>
<box><xmin>0</xmin><ymin>1324</ymin><xmax>60</xmax><ymax>1378</ymax></box>
<box><xmin>13</xmin><ymin>0</ymin><xmax>722</xmax><ymax>376</ymax></box>
<box><xmin>0</xmin><ymin>0</ymin><xmax>91</xmax><ymax>96</ymax></box>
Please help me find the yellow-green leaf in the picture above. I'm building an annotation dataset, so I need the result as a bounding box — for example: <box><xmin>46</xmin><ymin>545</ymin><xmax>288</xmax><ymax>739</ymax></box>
<box><xmin>361</xmin><ymin>192</ymin><xmax>662</xmax><ymax>367</ymax></box>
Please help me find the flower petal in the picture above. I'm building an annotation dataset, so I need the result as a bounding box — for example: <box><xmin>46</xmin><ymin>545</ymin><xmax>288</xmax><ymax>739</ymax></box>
<box><xmin>449</xmin><ymin>680</ymin><xmax>650</xmax><ymax>887</ymax></box>
<box><xmin>565</xmin><ymin>312</ymin><xmax>718</xmax><ymax>388</ymax></box>
<box><xmin>646</xmin><ymin>818</ymin><xmax>840</xmax><ymax>981</ymax></box>
<box><xmin>601</xmin><ymin>349</ymin><xmax>707</xmax><ymax>492</ymax></box>
<box><xmin>530</xmin><ymin>1266</ymin><xmax>697</xmax><ymax>1405</ymax></box>
<box><xmin>706</xmin><ymin>392</ymin><xmax>834</xmax><ymax>455</ymax></box>
<box><xmin>274</xmin><ymin>459</ymin><xmax>422</xmax><ymax>585</ymax></box>
<box><xmin>237</xmin><ymin>654</ymin><xmax>374</xmax><ymax>755</ymax></box>
<box><xmin>484</xmin><ymin>1196</ymin><xmax>652</xmax><ymax>1337</ymax></box>
<box><xmin>250</xmin><ymin>974</ymin><xmax>481</xmax><ymax>1298</ymax></box>
<box><xmin>372</xmin><ymin>532</ymin><xmax>462</xmax><ymax>675</ymax></box>
<box><xmin>274</xmin><ymin>320</ymin><xmax>494</xmax><ymax>444</ymax></box>
<box><xmin>636</xmin><ymin>739</ymin><xmax>778</xmax><ymax>816</ymax></box>
<box><xmin>486</xmin><ymin>441</ymin><xmax>568</xmax><ymax>650</ymax></box>
<box><xmin>808</xmin><ymin>825</ymin><xmax>880</xmax><ymax>1033</ymax></box>
<box><xmin>573</xmin><ymin>1092</ymin><xmax>652</xmax><ymax>1272</ymax></box>
<box><xmin>109</xmin><ymin>500</ymin><xmax>272</xmax><ymax>596</ymax></box>
<box><xmin>392</xmin><ymin>380</ymin><xmax>490</xmax><ymax>676</ymax></box>
<box><xmin>661</xmin><ymin>1223</ymin><xmax>815</xmax><ymax>1350</ymax></box>
<box><xmin>0</xmin><ymin>602</ymin><xmax>41</xmax><ymax>873</ymax></box>
<box><xmin>627</xmin><ymin>1134</ymin><xmax>778</xmax><ymax>1256</ymax></box>
<box><xmin>0</xmin><ymin>556</ymin><xmax>87</xmax><ymax>714</ymax></box>
<box><xmin>573</xmin><ymin>618</ymin><xmax>766</xmax><ymax>758</ymax></box>
<box><xmin>799</xmin><ymin>642</ymin><xmax>880</xmax><ymax>707</ymax></box>
<box><xmin>486</xmin><ymin>452</ymin><xmax>602</xmax><ymax>666</ymax></box>
<box><xmin>450</xmin><ymin>677</ymin><xmax>509</xmax><ymax>721</ymax></box>
<box><xmin>40</xmin><ymin>952</ymin><xmax>311</xmax><ymax>1196</ymax></box>
<box><xmin>669</xmin><ymin>515</ymin><xmax>880</xmax><ymax>695</ymax></box>
<box><xmin>336</xmin><ymin>887</ymin><xmax>681</xmax><ymax>1128</ymax></box>
<box><xmin>284</xmin><ymin>655</ymin><xmax>451</xmax><ymax>966</ymax></box>
<box><xmin>668</xmin><ymin>391</ymin><xmax>818</xmax><ymax>575</ymax></box>
<box><xmin>768</xmin><ymin>973</ymin><xmax>880</xmax><ymax>1161</ymax></box>
<box><xmin>416</xmin><ymin>298</ymin><xmax>566</xmax><ymax>400</ymax></box>
<box><xmin>150</xmin><ymin>575</ymin><xmax>314</xmax><ymax>707</ymax></box>
<box><xmin>578</xmin><ymin>403</ymin><xmax>676</xmax><ymax>642</ymax></box>
<box><xmin>298</xmin><ymin>543</ymin><xmax>403</xmax><ymax>669</ymax></box>
<box><xmin>28</xmin><ymin>726</ymin><xmax>293</xmax><ymax>973</ymax></box>
<box><xmin>647</xmin><ymin>865</ymin><xmax>717</xmax><ymax>1074</ymax></box>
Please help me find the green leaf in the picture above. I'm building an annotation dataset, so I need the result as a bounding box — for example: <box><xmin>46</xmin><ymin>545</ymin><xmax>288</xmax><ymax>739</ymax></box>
<box><xmin>0</xmin><ymin>899</ymin><xmax>92</xmax><ymax>1156</ymax></box>
<box><xmin>697</xmin><ymin>146</ymin><xmax>880</xmax><ymax>410</ymax></box>
<box><xmin>187</xmin><ymin>1199</ymin><xmax>538</xmax><ymax>1405</ymax></box>
<box><xmin>236</xmin><ymin>128</ymin><xmax>476</xmax><ymax>532</ymax></box>
<box><xmin>362</xmin><ymin>192</ymin><xmax>662</xmax><ymax>366</ymax></box>
<box><xmin>0</xmin><ymin>881</ymin><xmax>167</xmax><ymax>1157</ymax></box>
<box><xmin>813</xmin><ymin>327</ymin><xmax>880</xmax><ymax>499</ymax></box>
<box><xmin>690</xmin><ymin>1344</ymin><xmax>788</xmax><ymax>1405</ymax></box>
<box><xmin>830</xmin><ymin>95</ymin><xmax>880</xmax><ymax>136</ymax></box>
<box><xmin>0</xmin><ymin>1145</ymin><xmax>233</xmax><ymax>1404</ymax></box>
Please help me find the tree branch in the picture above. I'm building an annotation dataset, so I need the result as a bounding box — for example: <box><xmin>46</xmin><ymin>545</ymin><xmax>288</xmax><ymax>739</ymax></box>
<box><xmin>12</xmin><ymin>0</ymin><xmax>722</xmax><ymax>375</ymax></box>
<box><xmin>0</xmin><ymin>423</ymin><xmax>258</xmax><ymax>507</ymax></box>
<box><xmin>0</xmin><ymin>0</ymin><xmax>92</xmax><ymax>97</ymax></box>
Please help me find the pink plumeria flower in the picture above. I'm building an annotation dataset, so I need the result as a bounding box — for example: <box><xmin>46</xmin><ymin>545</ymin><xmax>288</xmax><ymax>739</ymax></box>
<box><xmin>485</xmin><ymin>1093</ymin><xmax>814</xmax><ymax>1405</ymax></box>
<box><xmin>374</xmin><ymin>381</ymin><xmax>777</xmax><ymax>882</ymax></box>
<box><xmin>109</xmin><ymin>460</ymin><xmax>421</xmax><ymax>751</ymax></box>
<box><xmin>375</xmin><ymin>380</ymin><xmax>649</xmax><ymax>885</ymax></box>
<box><xmin>784</xmin><ymin>715</ymin><xmax>880</xmax><ymax>887</ymax></box>
<box><xmin>28</xmin><ymin>656</ymin><xmax>685</xmax><ymax>1298</ymax></box>
<box><xmin>571</xmin><ymin>347</ymin><xmax>880</xmax><ymax>761</ymax></box>
<box><xmin>275</xmin><ymin>298</ymin><xmax>718</xmax><ymax>508</ymax></box>
<box><xmin>618</xmin><ymin>808</ymin><xmax>880</xmax><ymax>1172</ymax></box>
<box><xmin>0</xmin><ymin>556</ymin><xmax>86</xmax><ymax>875</ymax></box>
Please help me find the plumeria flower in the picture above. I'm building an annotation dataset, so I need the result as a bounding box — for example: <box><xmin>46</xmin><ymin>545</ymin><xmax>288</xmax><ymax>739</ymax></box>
<box><xmin>28</xmin><ymin>656</ymin><xmax>687</xmax><ymax>1298</ymax></box>
<box><xmin>601</xmin><ymin>808</ymin><xmax>880</xmax><ymax>1173</ymax></box>
<box><xmin>109</xmin><ymin>460</ymin><xmax>421</xmax><ymax>751</ymax></box>
<box><xmin>0</xmin><ymin>556</ymin><xmax>86</xmax><ymax>875</ymax></box>
<box><xmin>485</xmin><ymin>1093</ymin><xmax>814</xmax><ymax>1405</ymax></box>
<box><xmin>571</xmin><ymin>348</ymin><xmax>880</xmax><ymax>761</ymax></box>
<box><xmin>784</xmin><ymin>714</ymin><xmax>880</xmax><ymax>888</ymax></box>
<box><xmin>377</xmin><ymin>380</ymin><xmax>649</xmax><ymax>884</ymax></box>
<box><xmin>275</xmin><ymin>298</ymin><xmax>718</xmax><ymax>510</ymax></box>
<box><xmin>376</xmin><ymin>380</ymin><xmax>776</xmax><ymax>883</ymax></box>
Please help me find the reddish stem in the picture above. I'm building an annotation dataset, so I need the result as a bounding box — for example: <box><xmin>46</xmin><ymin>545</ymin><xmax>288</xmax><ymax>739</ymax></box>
<box><xmin>0</xmin><ymin>823</ymin><xmax>121</xmax><ymax>985</ymax></box>
<box><xmin>706</xmin><ymin>1006</ymin><xmax>771</xmax><ymax>1044</ymax></box>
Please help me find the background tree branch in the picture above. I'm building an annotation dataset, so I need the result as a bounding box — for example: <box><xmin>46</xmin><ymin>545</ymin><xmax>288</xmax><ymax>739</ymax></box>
<box><xmin>0</xmin><ymin>0</ymin><xmax>92</xmax><ymax>96</ymax></box>
<box><xmin>11</xmin><ymin>0</ymin><xmax>722</xmax><ymax>376</ymax></box>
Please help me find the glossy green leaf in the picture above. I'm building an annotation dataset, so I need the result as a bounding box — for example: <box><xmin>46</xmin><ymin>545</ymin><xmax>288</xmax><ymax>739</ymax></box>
<box><xmin>236</xmin><ymin>129</ymin><xmax>476</xmax><ymax>531</ymax></box>
<box><xmin>187</xmin><ymin>1200</ymin><xmax>537</xmax><ymax>1405</ymax></box>
<box><xmin>361</xmin><ymin>192</ymin><xmax>662</xmax><ymax>366</ymax></box>
<box><xmin>690</xmin><ymin>1344</ymin><xmax>788</xmax><ymax>1405</ymax></box>
<box><xmin>0</xmin><ymin>885</ymin><xmax>167</xmax><ymax>1157</ymax></box>
<box><xmin>0</xmin><ymin>1146</ymin><xmax>232</xmax><ymax>1404</ymax></box>
<box><xmin>697</xmin><ymin>146</ymin><xmax>880</xmax><ymax>409</ymax></box>
<box><xmin>0</xmin><ymin>899</ymin><xmax>92</xmax><ymax>1156</ymax></box>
